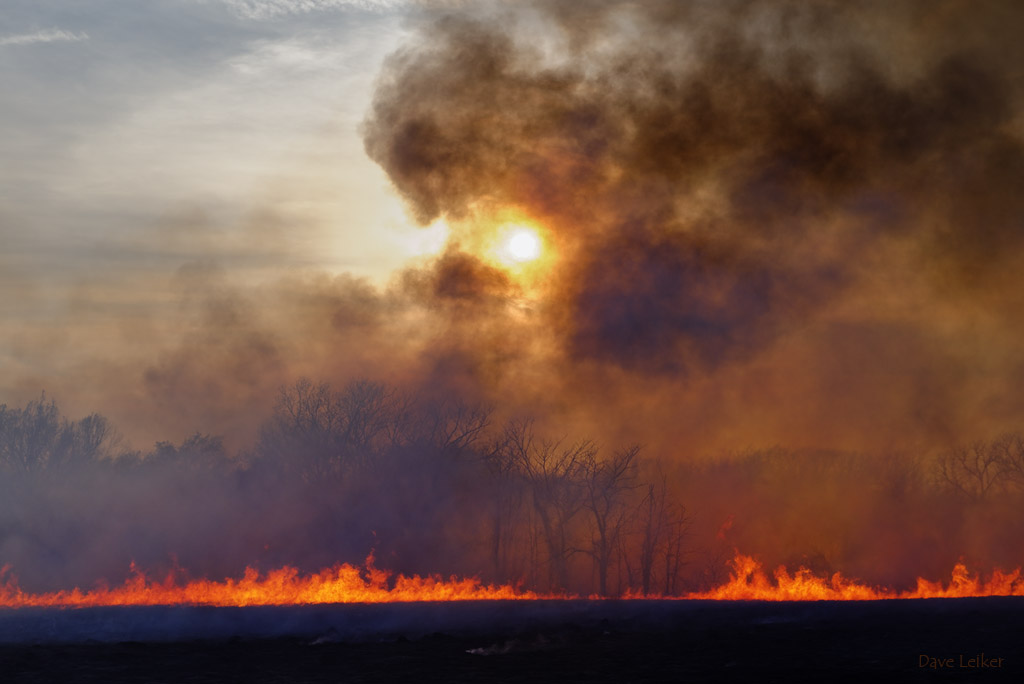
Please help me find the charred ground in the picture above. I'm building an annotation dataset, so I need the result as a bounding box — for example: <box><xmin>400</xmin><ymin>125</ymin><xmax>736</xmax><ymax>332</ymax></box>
<box><xmin>3</xmin><ymin>598</ymin><xmax>1023</xmax><ymax>683</ymax></box>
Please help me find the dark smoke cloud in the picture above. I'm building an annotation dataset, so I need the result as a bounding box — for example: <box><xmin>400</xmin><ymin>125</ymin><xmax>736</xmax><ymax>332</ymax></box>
<box><xmin>3</xmin><ymin>1</ymin><xmax>1016</xmax><ymax>459</ymax></box>
<box><xmin>15</xmin><ymin>0</ymin><xmax>1020</xmax><ymax>457</ymax></box>
<box><xmin>415</xmin><ymin>248</ymin><xmax>513</xmax><ymax>305</ymax></box>
<box><xmin>361</xmin><ymin>0</ymin><xmax>1024</xmax><ymax>450</ymax></box>
<box><xmin>4</xmin><ymin>1</ymin><xmax>1019</xmax><ymax>464</ymax></box>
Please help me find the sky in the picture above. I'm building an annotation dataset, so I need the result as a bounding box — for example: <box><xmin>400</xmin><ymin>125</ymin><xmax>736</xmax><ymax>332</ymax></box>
<box><xmin>2</xmin><ymin>0</ymin><xmax>1024</xmax><ymax>458</ymax></box>
<box><xmin>0</xmin><ymin>0</ymin><xmax>447</xmax><ymax>443</ymax></box>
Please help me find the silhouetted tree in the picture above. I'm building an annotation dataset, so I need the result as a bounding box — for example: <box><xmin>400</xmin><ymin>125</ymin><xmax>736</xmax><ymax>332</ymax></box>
<box><xmin>581</xmin><ymin>445</ymin><xmax>639</xmax><ymax>596</ymax></box>
<box><xmin>937</xmin><ymin>439</ymin><xmax>1007</xmax><ymax>502</ymax></box>
<box><xmin>414</xmin><ymin>396</ymin><xmax>492</xmax><ymax>454</ymax></box>
<box><xmin>0</xmin><ymin>394</ymin><xmax>117</xmax><ymax>473</ymax></box>
<box><xmin>254</xmin><ymin>378</ymin><xmax>400</xmax><ymax>480</ymax></box>
<box><xmin>633</xmin><ymin>467</ymin><xmax>689</xmax><ymax>595</ymax></box>
<box><xmin>990</xmin><ymin>433</ymin><xmax>1024</xmax><ymax>489</ymax></box>
<box><xmin>146</xmin><ymin>433</ymin><xmax>229</xmax><ymax>471</ymax></box>
<box><xmin>503</xmin><ymin>419</ymin><xmax>592</xmax><ymax>591</ymax></box>
<box><xmin>481</xmin><ymin>426</ymin><xmax>530</xmax><ymax>582</ymax></box>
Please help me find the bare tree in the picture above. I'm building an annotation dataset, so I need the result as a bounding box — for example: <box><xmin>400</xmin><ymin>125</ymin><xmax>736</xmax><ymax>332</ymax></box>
<box><xmin>336</xmin><ymin>379</ymin><xmax>400</xmax><ymax>471</ymax></box>
<box><xmin>0</xmin><ymin>395</ymin><xmax>118</xmax><ymax>473</ymax></box>
<box><xmin>581</xmin><ymin>445</ymin><xmax>640</xmax><ymax>596</ymax></box>
<box><xmin>634</xmin><ymin>466</ymin><xmax>689</xmax><ymax>595</ymax></box>
<box><xmin>417</xmin><ymin>397</ymin><xmax>493</xmax><ymax>454</ymax></box>
<box><xmin>256</xmin><ymin>379</ymin><xmax>344</xmax><ymax>480</ymax></box>
<box><xmin>990</xmin><ymin>433</ymin><xmax>1024</xmax><ymax>489</ymax></box>
<box><xmin>146</xmin><ymin>433</ymin><xmax>228</xmax><ymax>471</ymax></box>
<box><xmin>937</xmin><ymin>440</ymin><xmax>1006</xmax><ymax>502</ymax></box>
<box><xmin>504</xmin><ymin>419</ymin><xmax>592</xmax><ymax>591</ymax></box>
<box><xmin>255</xmin><ymin>378</ymin><xmax>402</xmax><ymax>480</ymax></box>
<box><xmin>52</xmin><ymin>413</ymin><xmax>119</xmax><ymax>470</ymax></box>
<box><xmin>481</xmin><ymin>429</ymin><xmax>526</xmax><ymax>582</ymax></box>
<box><xmin>0</xmin><ymin>395</ymin><xmax>61</xmax><ymax>473</ymax></box>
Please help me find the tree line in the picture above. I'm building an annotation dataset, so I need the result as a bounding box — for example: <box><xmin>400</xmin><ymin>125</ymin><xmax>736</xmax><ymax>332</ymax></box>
<box><xmin>248</xmin><ymin>379</ymin><xmax>690</xmax><ymax>595</ymax></box>
<box><xmin>2</xmin><ymin>385</ymin><xmax>1023</xmax><ymax>594</ymax></box>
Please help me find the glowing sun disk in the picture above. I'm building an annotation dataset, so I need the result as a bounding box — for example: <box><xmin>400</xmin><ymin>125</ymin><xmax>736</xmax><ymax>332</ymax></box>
<box><xmin>503</xmin><ymin>228</ymin><xmax>542</xmax><ymax>263</ymax></box>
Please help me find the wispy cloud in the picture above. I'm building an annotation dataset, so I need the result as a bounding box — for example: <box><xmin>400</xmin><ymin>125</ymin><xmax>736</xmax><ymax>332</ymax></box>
<box><xmin>0</xmin><ymin>28</ymin><xmax>89</xmax><ymax>47</ymax></box>
<box><xmin>211</xmin><ymin>0</ymin><xmax>404</xmax><ymax>20</ymax></box>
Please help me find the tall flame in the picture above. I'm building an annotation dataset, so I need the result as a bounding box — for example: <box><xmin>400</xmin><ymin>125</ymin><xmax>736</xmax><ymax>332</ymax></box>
<box><xmin>2</xmin><ymin>552</ymin><xmax>1022</xmax><ymax>608</ymax></box>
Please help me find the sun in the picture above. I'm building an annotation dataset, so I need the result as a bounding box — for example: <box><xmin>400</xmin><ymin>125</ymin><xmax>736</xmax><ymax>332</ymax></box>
<box><xmin>500</xmin><ymin>226</ymin><xmax>543</xmax><ymax>264</ymax></box>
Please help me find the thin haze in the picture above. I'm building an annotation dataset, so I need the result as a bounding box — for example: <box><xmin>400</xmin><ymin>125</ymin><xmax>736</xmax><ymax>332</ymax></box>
<box><xmin>0</xmin><ymin>0</ymin><xmax>438</xmax><ymax>445</ymax></box>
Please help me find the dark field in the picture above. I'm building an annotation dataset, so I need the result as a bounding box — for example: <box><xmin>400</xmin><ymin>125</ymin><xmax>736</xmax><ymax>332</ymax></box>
<box><xmin>2</xmin><ymin>598</ymin><xmax>1021</xmax><ymax>683</ymax></box>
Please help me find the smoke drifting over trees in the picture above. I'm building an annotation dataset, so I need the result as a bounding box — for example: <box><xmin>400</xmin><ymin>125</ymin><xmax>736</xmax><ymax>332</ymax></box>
<box><xmin>3</xmin><ymin>0</ymin><xmax>1024</xmax><ymax>594</ymax></box>
<box><xmin>3</xmin><ymin>392</ymin><xmax>1024</xmax><ymax>596</ymax></box>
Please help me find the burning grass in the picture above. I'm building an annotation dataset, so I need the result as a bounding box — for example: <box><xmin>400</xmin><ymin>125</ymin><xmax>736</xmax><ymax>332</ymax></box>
<box><xmin>0</xmin><ymin>554</ymin><xmax>543</xmax><ymax>609</ymax></box>
<box><xmin>686</xmin><ymin>554</ymin><xmax>1024</xmax><ymax>601</ymax></box>
<box><xmin>3</xmin><ymin>552</ymin><xmax>1022</xmax><ymax>609</ymax></box>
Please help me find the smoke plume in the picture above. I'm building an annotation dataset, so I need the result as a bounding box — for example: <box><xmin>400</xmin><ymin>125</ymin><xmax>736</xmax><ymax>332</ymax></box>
<box><xmin>360</xmin><ymin>0</ymin><xmax>1024</xmax><ymax>452</ymax></box>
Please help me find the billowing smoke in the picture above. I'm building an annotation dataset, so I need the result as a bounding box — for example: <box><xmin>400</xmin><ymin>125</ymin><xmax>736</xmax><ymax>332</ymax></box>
<box><xmin>3</xmin><ymin>0</ymin><xmax>1024</xmax><ymax>595</ymax></box>
<box><xmin>361</xmin><ymin>0</ymin><xmax>1024</xmax><ymax>452</ymax></box>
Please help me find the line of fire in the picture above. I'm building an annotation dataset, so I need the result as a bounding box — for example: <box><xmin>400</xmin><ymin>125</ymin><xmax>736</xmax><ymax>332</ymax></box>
<box><xmin>3</xmin><ymin>4</ymin><xmax>1024</xmax><ymax>666</ymax></box>
<box><xmin>2</xmin><ymin>388</ymin><xmax>1024</xmax><ymax>608</ymax></box>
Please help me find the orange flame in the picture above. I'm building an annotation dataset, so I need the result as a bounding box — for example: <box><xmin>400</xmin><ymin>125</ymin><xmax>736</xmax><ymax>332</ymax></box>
<box><xmin>2</xmin><ymin>552</ymin><xmax>1023</xmax><ymax>608</ymax></box>
<box><xmin>684</xmin><ymin>554</ymin><xmax>1024</xmax><ymax>601</ymax></box>
<box><xmin>0</xmin><ymin>554</ymin><xmax>540</xmax><ymax>609</ymax></box>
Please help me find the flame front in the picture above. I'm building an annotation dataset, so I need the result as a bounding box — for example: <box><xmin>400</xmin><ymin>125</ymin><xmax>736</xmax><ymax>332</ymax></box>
<box><xmin>3</xmin><ymin>553</ymin><xmax>1024</xmax><ymax>608</ymax></box>
<box><xmin>0</xmin><ymin>555</ymin><xmax>539</xmax><ymax>609</ymax></box>
<box><xmin>684</xmin><ymin>554</ymin><xmax>1024</xmax><ymax>601</ymax></box>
